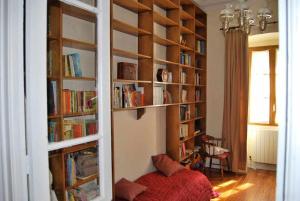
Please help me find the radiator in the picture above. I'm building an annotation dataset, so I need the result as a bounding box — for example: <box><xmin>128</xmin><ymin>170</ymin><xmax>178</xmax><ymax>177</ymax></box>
<box><xmin>248</xmin><ymin>126</ymin><xmax>278</xmax><ymax>164</ymax></box>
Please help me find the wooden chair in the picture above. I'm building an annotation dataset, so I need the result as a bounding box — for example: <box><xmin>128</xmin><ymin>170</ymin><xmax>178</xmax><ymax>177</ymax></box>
<box><xmin>199</xmin><ymin>135</ymin><xmax>231</xmax><ymax>178</ymax></box>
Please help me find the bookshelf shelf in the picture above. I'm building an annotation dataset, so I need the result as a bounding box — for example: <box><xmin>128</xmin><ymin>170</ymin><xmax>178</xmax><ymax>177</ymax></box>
<box><xmin>179</xmin><ymin>64</ymin><xmax>195</xmax><ymax>69</ymax></box>
<box><xmin>61</xmin><ymin>1</ymin><xmax>97</xmax><ymax>22</ymax></box>
<box><xmin>112</xmin><ymin>48</ymin><xmax>152</xmax><ymax>59</ymax></box>
<box><xmin>113</xmin><ymin>0</ymin><xmax>152</xmax><ymax>13</ymax></box>
<box><xmin>47</xmin><ymin>76</ymin><xmax>60</xmax><ymax>80</ymax></box>
<box><xmin>195</xmin><ymin>51</ymin><xmax>206</xmax><ymax>56</ymax></box>
<box><xmin>195</xmin><ymin>84</ymin><xmax>207</xmax><ymax>87</ymax></box>
<box><xmin>180</xmin><ymin>26</ymin><xmax>194</xmax><ymax>34</ymax></box>
<box><xmin>154</xmin><ymin>58</ymin><xmax>179</xmax><ymax>66</ymax></box>
<box><xmin>67</xmin><ymin>174</ymin><xmax>99</xmax><ymax>190</ymax></box>
<box><xmin>113</xmin><ymin>19</ymin><xmax>152</xmax><ymax>36</ymax></box>
<box><xmin>48</xmin><ymin>114</ymin><xmax>61</xmax><ymax>119</ymax></box>
<box><xmin>154</xmin><ymin>81</ymin><xmax>180</xmax><ymax>85</ymax></box>
<box><xmin>154</xmin><ymin>35</ymin><xmax>178</xmax><ymax>46</ymax></box>
<box><xmin>113</xmin><ymin>79</ymin><xmax>152</xmax><ymax>84</ymax></box>
<box><xmin>48</xmin><ymin>35</ymin><xmax>59</xmax><ymax>41</ymax></box>
<box><xmin>180</xmin><ymin>116</ymin><xmax>204</xmax><ymax>124</ymax></box>
<box><xmin>62</xmin><ymin>38</ymin><xmax>97</xmax><ymax>51</ymax></box>
<box><xmin>195</xmin><ymin>19</ymin><xmax>205</xmax><ymax>27</ymax></box>
<box><xmin>180</xmin><ymin>10</ymin><xmax>194</xmax><ymax>20</ymax></box>
<box><xmin>154</xmin><ymin>11</ymin><xmax>178</xmax><ymax>26</ymax></box>
<box><xmin>195</xmin><ymin>67</ymin><xmax>206</xmax><ymax>71</ymax></box>
<box><xmin>63</xmin><ymin>76</ymin><xmax>96</xmax><ymax>81</ymax></box>
<box><xmin>48</xmin><ymin>135</ymin><xmax>100</xmax><ymax>152</ymax></box>
<box><xmin>180</xmin><ymin>44</ymin><xmax>193</xmax><ymax>51</ymax></box>
<box><xmin>154</xmin><ymin>0</ymin><xmax>179</xmax><ymax>9</ymax></box>
<box><xmin>63</xmin><ymin>111</ymin><xmax>97</xmax><ymax>118</ymax></box>
<box><xmin>196</xmin><ymin>33</ymin><xmax>206</xmax><ymax>40</ymax></box>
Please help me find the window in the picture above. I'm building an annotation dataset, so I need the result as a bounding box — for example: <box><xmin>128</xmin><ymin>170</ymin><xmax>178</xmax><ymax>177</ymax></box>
<box><xmin>248</xmin><ymin>46</ymin><xmax>278</xmax><ymax>125</ymax></box>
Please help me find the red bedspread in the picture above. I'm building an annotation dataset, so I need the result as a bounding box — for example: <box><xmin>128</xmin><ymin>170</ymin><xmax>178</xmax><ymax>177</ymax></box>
<box><xmin>116</xmin><ymin>169</ymin><xmax>213</xmax><ymax>201</ymax></box>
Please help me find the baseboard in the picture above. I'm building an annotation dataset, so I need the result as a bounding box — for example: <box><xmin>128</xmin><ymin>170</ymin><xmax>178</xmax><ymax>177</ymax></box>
<box><xmin>248</xmin><ymin>161</ymin><xmax>276</xmax><ymax>171</ymax></box>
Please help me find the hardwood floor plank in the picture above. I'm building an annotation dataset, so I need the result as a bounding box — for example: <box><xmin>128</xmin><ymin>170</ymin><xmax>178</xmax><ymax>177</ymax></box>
<box><xmin>210</xmin><ymin>169</ymin><xmax>276</xmax><ymax>201</ymax></box>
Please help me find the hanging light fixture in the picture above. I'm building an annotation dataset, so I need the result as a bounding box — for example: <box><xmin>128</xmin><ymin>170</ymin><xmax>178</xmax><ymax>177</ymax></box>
<box><xmin>219</xmin><ymin>0</ymin><xmax>272</xmax><ymax>35</ymax></box>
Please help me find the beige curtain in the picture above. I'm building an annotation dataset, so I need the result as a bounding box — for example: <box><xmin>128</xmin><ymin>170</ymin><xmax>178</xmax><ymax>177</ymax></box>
<box><xmin>222</xmin><ymin>30</ymin><xmax>249</xmax><ymax>173</ymax></box>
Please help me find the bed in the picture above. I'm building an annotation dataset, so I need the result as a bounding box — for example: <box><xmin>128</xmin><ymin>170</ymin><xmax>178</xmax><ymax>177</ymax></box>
<box><xmin>116</xmin><ymin>168</ymin><xmax>213</xmax><ymax>201</ymax></box>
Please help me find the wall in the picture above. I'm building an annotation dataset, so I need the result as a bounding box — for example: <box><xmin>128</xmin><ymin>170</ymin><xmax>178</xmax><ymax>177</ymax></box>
<box><xmin>201</xmin><ymin>0</ymin><xmax>278</xmax><ymax>138</ymax></box>
<box><xmin>113</xmin><ymin>108</ymin><xmax>166</xmax><ymax>181</ymax></box>
<box><xmin>113</xmin><ymin>5</ymin><xmax>166</xmax><ymax>182</ymax></box>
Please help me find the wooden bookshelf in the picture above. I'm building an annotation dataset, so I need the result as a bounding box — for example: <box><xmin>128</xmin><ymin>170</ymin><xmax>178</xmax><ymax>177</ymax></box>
<box><xmin>113</xmin><ymin>0</ymin><xmax>152</xmax><ymax>13</ymax></box>
<box><xmin>47</xmin><ymin>1</ymin><xmax>101</xmax><ymax>200</ymax></box>
<box><xmin>112</xmin><ymin>48</ymin><xmax>152</xmax><ymax>59</ymax></box>
<box><xmin>154</xmin><ymin>11</ymin><xmax>178</xmax><ymax>26</ymax></box>
<box><xmin>113</xmin><ymin>19</ymin><xmax>152</xmax><ymax>36</ymax></box>
<box><xmin>154</xmin><ymin>0</ymin><xmax>179</xmax><ymax>9</ymax></box>
<box><xmin>111</xmin><ymin>0</ymin><xmax>207</xmax><ymax>192</ymax></box>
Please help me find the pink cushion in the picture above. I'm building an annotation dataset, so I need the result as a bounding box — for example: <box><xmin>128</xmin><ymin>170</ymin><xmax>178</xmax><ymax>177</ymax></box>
<box><xmin>152</xmin><ymin>154</ymin><xmax>184</xmax><ymax>176</ymax></box>
<box><xmin>115</xmin><ymin>178</ymin><xmax>147</xmax><ymax>201</ymax></box>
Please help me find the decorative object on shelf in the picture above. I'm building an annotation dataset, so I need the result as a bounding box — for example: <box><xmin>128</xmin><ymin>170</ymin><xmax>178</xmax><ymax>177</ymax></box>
<box><xmin>117</xmin><ymin>62</ymin><xmax>137</xmax><ymax>80</ymax></box>
<box><xmin>167</xmin><ymin>72</ymin><xmax>173</xmax><ymax>83</ymax></box>
<box><xmin>157</xmin><ymin>68</ymin><xmax>169</xmax><ymax>82</ymax></box>
<box><xmin>163</xmin><ymin>90</ymin><xmax>172</xmax><ymax>104</ymax></box>
<box><xmin>219</xmin><ymin>0</ymin><xmax>272</xmax><ymax>35</ymax></box>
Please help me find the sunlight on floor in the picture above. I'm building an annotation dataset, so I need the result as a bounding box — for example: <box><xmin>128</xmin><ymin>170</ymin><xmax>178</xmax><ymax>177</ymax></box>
<box><xmin>212</xmin><ymin>182</ymin><xmax>254</xmax><ymax>200</ymax></box>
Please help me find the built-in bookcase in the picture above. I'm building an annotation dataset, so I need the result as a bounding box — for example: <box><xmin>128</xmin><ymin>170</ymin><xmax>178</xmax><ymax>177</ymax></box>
<box><xmin>47</xmin><ymin>0</ymin><xmax>109</xmax><ymax>200</ymax></box>
<box><xmin>111</xmin><ymin>0</ymin><xmax>207</xmax><ymax>166</ymax></box>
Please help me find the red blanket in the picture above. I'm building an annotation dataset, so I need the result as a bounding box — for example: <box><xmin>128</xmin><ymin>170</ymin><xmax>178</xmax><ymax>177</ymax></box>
<box><xmin>116</xmin><ymin>169</ymin><xmax>213</xmax><ymax>201</ymax></box>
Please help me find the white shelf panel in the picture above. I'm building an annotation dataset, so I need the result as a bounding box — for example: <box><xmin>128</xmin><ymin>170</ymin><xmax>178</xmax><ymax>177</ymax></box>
<box><xmin>48</xmin><ymin>134</ymin><xmax>101</xmax><ymax>151</ymax></box>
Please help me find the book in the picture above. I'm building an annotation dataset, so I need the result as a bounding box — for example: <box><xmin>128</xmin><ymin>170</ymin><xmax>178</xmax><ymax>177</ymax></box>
<box><xmin>48</xmin><ymin>121</ymin><xmax>58</xmax><ymax>142</ymax></box>
<box><xmin>180</xmin><ymin>124</ymin><xmax>189</xmax><ymax>139</ymax></box>
<box><xmin>117</xmin><ymin>62</ymin><xmax>137</xmax><ymax>80</ymax></box>
<box><xmin>154</xmin><ymin>86</ymin><xmax>164</xmax><ymax>105</ymax></box>
<box><xmin>180</xmin><ymin>105</ymin><xmax>190</xmax><ymax>121</ymax></box>
<box><xmin>47</xmin><ymin>81</ymin><xmax>57</xmax><ymax>115</ymax></box>
<box><xmin>181</xmin><ymin>71</ymin><xmax>187</xmax><ymax>84</ymax></box>
<box><xmin>181</xmin><ymin>89</ymin><xmax>187</xmax><ymax>102</ymax></box>
<box><xmin>64</xmin><ymin>53</ymin><xmax>82</xmax><ymax>77</ymax></box>
<box><xmin>113</xmin><ymin>84</ymin><xmax>144</xmax><ymax>108</ymax></box>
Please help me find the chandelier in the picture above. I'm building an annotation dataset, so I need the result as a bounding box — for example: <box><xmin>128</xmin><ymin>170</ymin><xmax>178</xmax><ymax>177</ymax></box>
<box><xmin>220</xmin><ymin>0</ymin><xmax>272</xmax><ymax>35</ymax></box>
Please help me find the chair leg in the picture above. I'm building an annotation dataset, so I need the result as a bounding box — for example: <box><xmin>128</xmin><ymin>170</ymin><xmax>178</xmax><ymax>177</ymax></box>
<box><xmin>220</xmin><ymin>160</ymin><xmax>224</xmax><ymax>178</ymax></box>
<box><xmin>226</xmin><ymin>157</ymin><xmax>230</xmax><ymax>172</ymax></box>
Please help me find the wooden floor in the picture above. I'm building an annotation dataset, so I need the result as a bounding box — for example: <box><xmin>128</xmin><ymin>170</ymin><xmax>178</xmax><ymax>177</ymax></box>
<box><xmin>208</xmin><ymin>169</ymin><xmax>276</xmax><ymax>201</ymax></box>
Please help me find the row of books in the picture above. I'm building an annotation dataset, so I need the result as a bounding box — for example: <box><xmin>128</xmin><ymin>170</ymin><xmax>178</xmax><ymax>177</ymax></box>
<box><xmin>48</xmin><ymin>119</ymin><xmax>97</xmax><ymax>142</ymax></box>
<box><xmin>179</xmin><ymin>124</ymin><xmax>189</xmax><ymax>140</ymax></box>
<box><xmin>181</xmin><ymin>71</ymin><xmax>187</xmax><ymax>84</ymax></box>
<box><xmin>180</xmin><ymin>52</ymin><xmax>192</xmax><ymax>66</ymax></box>
<box><xmin>67</xmin><ymin>180</ymin><xmax>99</xmax><ymax>201</ymax></box>
<box><xmin>63</xmin><ymin>90</ymin><xmax>97</xmax><ymax>114</ymax></box>
<box><xmin>196</xmin><ymin>40</ymin><xmax>206</xmax><ymax>54</ymax></box>
<box><xmin>180</xmin><ymin>105</ymin><xmax>191</xmax><ymax>121</ymax></box>
<box><xmin>195</xmin><ymin>73</ymin><xmax>201</xmax><ymax>85</ymax></box>
<box><xmin>48</xmin><ymin>81</ymin><xmax>58</xmax><ymax>115</ymax></box>
<box><xmin>63</xmin><ymin>119</ymin><xmax>97</xmax><ymax>141</ymax></box>
<box><xmin>153</xmin><ymin>87</ymin><xmax>173</xmax><ymax>105</ymax></box>
<box><xmin>64</xmin><ymin>53</ymin><xmax>83</xmax><ymax>77</ymax></box>
<box><xmin>181</xmin><ymin>89</ymin><xmax>188</xmax><ymax>102</ymax></box>
<box><xmin>195</xmin><ymin>89</ymin><xmax>201</xmax><ymax>102</ymax></box>
<box><xmin>65</xmin><ymin>149</ymin><xmax>99</xmax><ymax>187</ymax></box>
<box><xmin>113</xmin><ymin>84</ymin><xmax>145</xmax><ymax>108</ymax></box>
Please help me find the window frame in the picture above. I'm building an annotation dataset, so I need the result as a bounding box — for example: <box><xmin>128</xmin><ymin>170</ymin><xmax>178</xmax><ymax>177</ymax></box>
<box><xmin>248</xmin><ymin>45</ymin><xmax>279</xmax><ymax>126</ymax></box>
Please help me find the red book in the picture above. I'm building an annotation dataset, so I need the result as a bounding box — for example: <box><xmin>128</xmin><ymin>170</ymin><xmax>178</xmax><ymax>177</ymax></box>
<box><xmin>73</xmin><ymin>123</ymin><xmax>82</xmax><ymax>138</ymax></box>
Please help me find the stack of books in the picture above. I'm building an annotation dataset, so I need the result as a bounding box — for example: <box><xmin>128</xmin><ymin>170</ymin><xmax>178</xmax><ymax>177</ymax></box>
<box><xmin>180</xmin><ymin>52</ymin><xmax>192</xmax><ymax>65</ymax></box>
<box><xmin>63</xmin><ymin>53</ymin><xmax>83</xmax><ymax>77</ymax></box>
<box><xmin>63</xmin><ymin>90</ymin><xmax>97</xmax><ymax>114</ymax></box>
<box><xmin>63</xmin><ymin>119</ymin><xmax>97</xmax><ymax>140</ymax></box>
<box><xmin>113</xmin><ymin>84</ymin><xmax>144</xmax><ymax>108</ymax></box>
